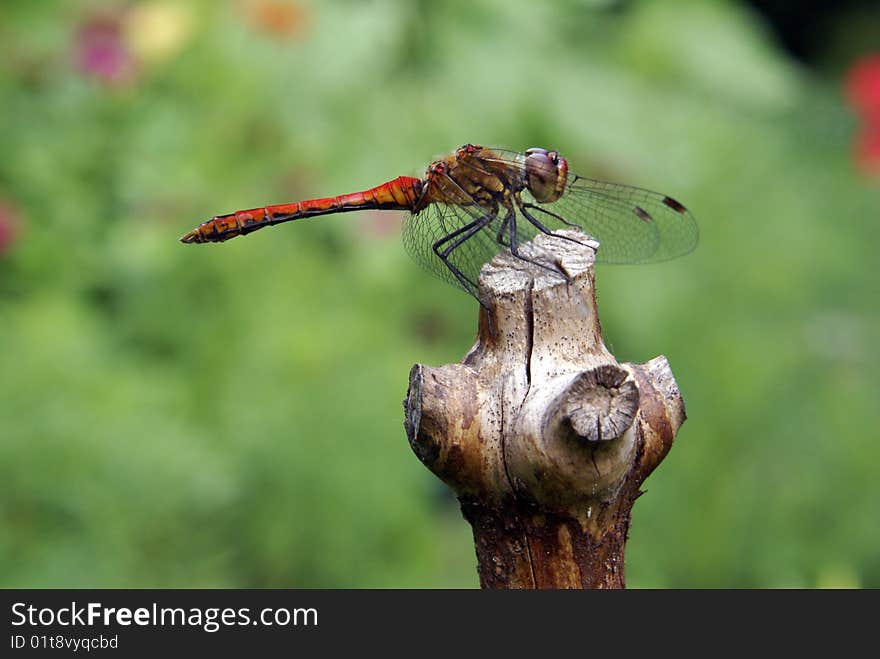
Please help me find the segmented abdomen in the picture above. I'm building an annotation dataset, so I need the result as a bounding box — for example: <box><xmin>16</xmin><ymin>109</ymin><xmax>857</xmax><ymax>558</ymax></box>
<box><xmin>180</xmin><ymin>176</ymin><xmax>423</xmax><ymax>244</ymax></box>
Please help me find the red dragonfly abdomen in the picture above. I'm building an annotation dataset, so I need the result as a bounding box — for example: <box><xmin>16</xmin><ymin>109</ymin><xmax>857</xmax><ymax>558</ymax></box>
<box><xmin>180</xmin><ymin>175</ymin><xmax>423</xmax><ymax>244</ymax></box>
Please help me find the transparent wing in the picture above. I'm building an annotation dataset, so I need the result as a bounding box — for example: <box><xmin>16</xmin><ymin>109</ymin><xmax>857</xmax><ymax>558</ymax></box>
<box><xmin>476</xmin><ymin>148</ymin><xmax>699</xmax><ymax>264</ymax></box>
<box><xmin>402</xmin><ymin>202</ymin><xmax>507</xmax><ymax>300</ymax></box>
<box><xmin>401</xmin><ymin>168</ymin><xmax>511</xmax><ymax>298</ymax></box>
<box><xmin>403</xmin><ymin>203</ymin><xmax>473</xmax><ymax>295</ymax></box>
<box><xmin>554</xmin><ymin>175</ymin><xmax>698</xmax><ymax>263</ymax></box>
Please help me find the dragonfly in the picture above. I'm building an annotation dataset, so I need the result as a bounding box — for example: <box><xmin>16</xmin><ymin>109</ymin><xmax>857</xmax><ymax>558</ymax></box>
<box><xmin>180</xmin><ymin>144</ymin><xmax>698</xmax><ymax>301</ymax></box>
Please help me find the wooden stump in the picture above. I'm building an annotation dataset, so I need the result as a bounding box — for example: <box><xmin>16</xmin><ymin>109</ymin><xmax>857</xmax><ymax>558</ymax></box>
<box><xmin>403</xmin><ymin>229</ymin><xmax>686</xmax><ymax>589</ymax></box>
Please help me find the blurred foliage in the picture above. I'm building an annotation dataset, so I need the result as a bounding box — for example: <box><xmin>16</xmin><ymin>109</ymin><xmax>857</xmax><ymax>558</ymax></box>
<box><xmin>1</xmin><ymin>0</ymin><xmax>878</xmax><ymax>588</ymax></box>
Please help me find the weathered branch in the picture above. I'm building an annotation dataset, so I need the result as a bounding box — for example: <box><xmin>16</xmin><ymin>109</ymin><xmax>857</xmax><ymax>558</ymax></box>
<box><xmin>403</xmin><ymin>229</ymin><xmax>686</xmax><ymax>588</ymax></box>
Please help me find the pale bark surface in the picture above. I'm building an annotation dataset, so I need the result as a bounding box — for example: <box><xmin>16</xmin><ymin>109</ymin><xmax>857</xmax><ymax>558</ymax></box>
<box><xmin>404</xmin><ymin>229</ymin><xmax>686</xmax><ymax>589</ymax></box>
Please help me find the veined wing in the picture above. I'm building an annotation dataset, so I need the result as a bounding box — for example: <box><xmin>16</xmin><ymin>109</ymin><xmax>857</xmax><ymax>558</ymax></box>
<box><xmin>402</xmin><ymin>202</ymin><xmax>509</xmax><ymax>299</ymax></box>
<box><xmin>473</xmin><ymin>148</ymin><xmax>698</xmax><ymax>264</ymax></box>
<box><xmin>402</xmin><ymin>170</ymin><xmax>504</xmax><ymax>299</ymax></box>
<box><xmin>540</xmin><ymin>174</ymin><xmax>699</xmax><ymax>264</ymax></box>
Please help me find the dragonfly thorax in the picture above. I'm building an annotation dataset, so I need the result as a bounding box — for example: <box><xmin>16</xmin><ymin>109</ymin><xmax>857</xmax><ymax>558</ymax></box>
<box><xmin>524</xmin><ymin>148</ymin><xmax>568</xmax><ymax>203</ymax></box>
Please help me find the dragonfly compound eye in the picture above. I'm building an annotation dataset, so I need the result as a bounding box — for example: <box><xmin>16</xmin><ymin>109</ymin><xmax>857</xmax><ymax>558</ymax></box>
<box><xmin>525</xmin><ymin>149</ymin><xmax>567</xmax><ymax>203</ymax></box>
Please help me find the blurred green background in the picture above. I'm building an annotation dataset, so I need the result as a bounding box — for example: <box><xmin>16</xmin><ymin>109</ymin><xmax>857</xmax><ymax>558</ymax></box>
<box><xmin>2</xmin><ymin>0</ymin><xmax>879</xmax><ymax>588</ymax></box>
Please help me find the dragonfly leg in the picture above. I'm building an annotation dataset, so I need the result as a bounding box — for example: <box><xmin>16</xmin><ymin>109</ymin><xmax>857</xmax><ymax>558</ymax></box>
<box><xmin>495</xmin><ymin>212</ymin><xmax>511</xmax><ymax>247</ymax></box>
<box><xmin>519</xmin><ymin>202</ymin><xmax>596</xmax><ymax>254</ymax></box>
<box><xmin>432</xmin><ymin>213</ymin><xmax>495</xmax><ymax>297</ymax></box>
<box><xmin>521</xmin><ymin>202</ymin><xmax>578</xmax><ymax>228</ymax></box>
<box><xmin>506</xmin><ymin>206</ymin><xmax>567</xmax><ymax>280</ymax></box>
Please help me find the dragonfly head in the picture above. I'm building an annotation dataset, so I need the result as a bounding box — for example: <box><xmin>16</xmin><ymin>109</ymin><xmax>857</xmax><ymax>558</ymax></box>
<box><xmin>524</xmin><ymin>148</ymin><xmax>568</xmax><ymax>203</ymax></box>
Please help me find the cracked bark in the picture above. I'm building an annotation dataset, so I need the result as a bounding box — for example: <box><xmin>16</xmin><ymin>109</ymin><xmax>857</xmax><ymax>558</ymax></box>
<box><xmin>403</xmin><ymin>229</ymin><xmax>686</xmax><ymax>589</ymax></box>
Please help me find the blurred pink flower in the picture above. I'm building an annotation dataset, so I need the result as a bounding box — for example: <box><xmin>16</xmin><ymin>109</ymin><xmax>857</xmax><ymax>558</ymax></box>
<box><xmin>846</xmin><ymin>55</ymin><xmax>880</xmax><ymax>121</ymax></box>
<box><xmin>74</xmin><ymin>12</ymin><xmax>137</xmax><ymax>85</ymax></box>
<box><xmin>0</xmin><ymin>201</ymin><xmax>20</xmax><ymax>254</ymax></box>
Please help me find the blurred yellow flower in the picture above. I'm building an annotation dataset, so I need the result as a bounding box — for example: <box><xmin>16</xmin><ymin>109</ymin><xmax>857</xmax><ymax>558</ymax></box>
<box><xmin>124</xmin><ymin>2</ymin><xmax>193</xmax><ymax>64</ymax></box>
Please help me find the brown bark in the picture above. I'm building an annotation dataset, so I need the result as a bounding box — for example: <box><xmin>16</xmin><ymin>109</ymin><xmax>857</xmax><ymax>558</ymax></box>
<box><xmin>403</xmin><ymin>229</ymin><xmax>686</xmax><ymax>589</ymax></box>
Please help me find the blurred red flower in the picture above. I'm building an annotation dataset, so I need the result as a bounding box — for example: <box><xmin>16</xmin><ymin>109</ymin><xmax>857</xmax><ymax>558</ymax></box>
<box><xmin>846</xmin><ymin>55</ymin><xmax>880</xmax><ymax>121</ymax></box>
<box><xmin>74</xmin><ymin>12</ymin><xmax>137</xmax><ymax>85</ymax></box>
<box><xmin>845</xmin><ymin>54</ymin><xmax>880</xmax><ymax>178</ymax></box>
<box><xmin>242</xmin><ymin>0</ymin><xmax>310</xmax><ymax>40</ymax></box>
<box><xmin>0</xmin><ymin>202</ymin><xmax>20</xmax><ymax>254</ymax></box>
